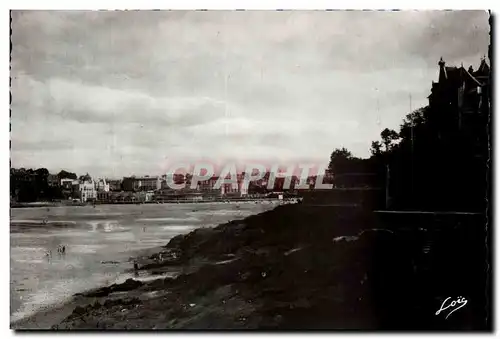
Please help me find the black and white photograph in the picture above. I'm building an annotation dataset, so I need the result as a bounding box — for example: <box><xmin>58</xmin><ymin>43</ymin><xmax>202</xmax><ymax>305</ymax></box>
<box><xmin>8</xmin><ymin>9</ymin><xmax>492</xmax><ymax>331</ymax></box>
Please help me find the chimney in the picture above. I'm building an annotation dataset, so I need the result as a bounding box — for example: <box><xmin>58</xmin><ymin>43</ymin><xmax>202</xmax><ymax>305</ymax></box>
<box><xmin>438</xmin><ymin>57</ymin><xmax>447</xmax><ymax>83</ymax></box>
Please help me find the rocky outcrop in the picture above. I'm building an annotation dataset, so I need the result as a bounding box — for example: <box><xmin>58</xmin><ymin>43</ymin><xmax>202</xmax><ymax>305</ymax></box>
<box><xmin>51</xmin><ymin>205</ymin><xmax>487</xmax><ymax>330</ymax></box>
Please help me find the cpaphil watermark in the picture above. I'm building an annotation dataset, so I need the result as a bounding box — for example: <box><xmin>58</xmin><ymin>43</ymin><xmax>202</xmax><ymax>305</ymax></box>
<box><xmin>162</xmin><ymin>161</ymin><xmax>334</xmax><ymax>191</ymax></box>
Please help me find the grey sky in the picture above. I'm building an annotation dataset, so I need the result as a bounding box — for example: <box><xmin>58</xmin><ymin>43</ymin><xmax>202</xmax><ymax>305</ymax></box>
<box><xmin>10</xmin><ymin>10</ymin><xmax>490</xmax><ymax>178</ymax></box>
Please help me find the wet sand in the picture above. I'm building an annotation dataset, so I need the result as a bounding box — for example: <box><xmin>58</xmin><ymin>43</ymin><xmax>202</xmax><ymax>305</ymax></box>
<box><xmin>12</xmin><ymin>204</ymin><xmax>489</xmax><ymax>330</ymax></box>
<box><xmin>10</xmin><ymin>202</ymin><xmax>277</xmax><ymax>324</ymax></box>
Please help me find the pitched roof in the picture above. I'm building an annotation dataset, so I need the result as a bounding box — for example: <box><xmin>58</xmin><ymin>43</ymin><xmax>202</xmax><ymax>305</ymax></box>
<box><xmin>444</xmin><ymin>66</ymin><xmax>461</xmax><ymax>82</ymax></box>
<box><xmin>463</xmin><ymin>67</ymin><xmax>483</xmax><ymax>86</ymax></box>
<box><xmin>477</xmin><ymin>58</ymin><xmax>490</xmax><ymax>74</ymax></box>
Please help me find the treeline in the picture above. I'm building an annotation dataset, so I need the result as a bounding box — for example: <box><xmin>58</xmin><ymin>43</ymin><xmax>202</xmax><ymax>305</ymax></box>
<box><xmin>10</xmin><ymin>168</ymin><xmax>77</xmax><ymax>202</ymax></box>
<box><xmin>326</xmin><ymin>103</ymin><xmax>489</xmax><ymax>212</ymax></box>
<box><xmin>373</xmin><ymin>104</ymin><xmax>488</xmax><ymax>212</ymax></box>
<box><xmin>326</xmin><ymin>53</ymin><xmax>491</xmax><ymax>213</ymax></box>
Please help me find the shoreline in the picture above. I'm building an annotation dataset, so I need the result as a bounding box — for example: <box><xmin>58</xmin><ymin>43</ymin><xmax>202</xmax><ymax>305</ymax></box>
<box><xmin>10</xmin><ymin>202</ymin><xmax>280</xmax><ymax>328</ymax></box>
<box><xmin>12</xmin><ymin>204</ymin><xmax>489</xmax><ymax>330</ymax></box>
<box><xmin>10</xmin><ymin>242</ymin><xmax>180</xmax><ymax>329</ymax></box>
<box><xmin>10</xmin><ymin>198</ymin><xmax>289</xmax><ymax>209</ymax></box>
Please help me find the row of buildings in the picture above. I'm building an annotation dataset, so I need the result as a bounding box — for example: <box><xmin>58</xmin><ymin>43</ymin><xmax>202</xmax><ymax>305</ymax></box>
<box><xmin>56</xmin><ymin>171</ymin><xmax>339</xmax><ymax>203</ymax></box>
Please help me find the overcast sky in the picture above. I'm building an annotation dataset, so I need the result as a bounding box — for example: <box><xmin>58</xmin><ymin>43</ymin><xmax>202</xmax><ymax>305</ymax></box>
<box><xmin>11</xmin><ymin>10</ymin><xmax>490</xmax><ymax>178</ymax></box>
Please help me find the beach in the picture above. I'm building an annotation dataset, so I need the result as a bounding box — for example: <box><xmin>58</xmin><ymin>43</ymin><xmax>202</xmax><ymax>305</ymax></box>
<box><xmin>12</xmin><ymin>204</ymin><xmax>489</xmax><ymax>330</ymax></box>
<box><xmin>10</xmin><ymin>202</ymin><xmax>278</xmax><ymax>326</ymax></box>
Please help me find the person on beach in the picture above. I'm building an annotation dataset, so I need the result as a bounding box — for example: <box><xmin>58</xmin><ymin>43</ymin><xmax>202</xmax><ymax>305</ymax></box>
<box><xmin>133</xmin><ymin>260</ymin><xmax>139</xmax><ymax>276</ymax></box>
<box><xmin>56</xmin><ymin>245</ymin><xmax>65</xmax><ymax>255</ymax></box>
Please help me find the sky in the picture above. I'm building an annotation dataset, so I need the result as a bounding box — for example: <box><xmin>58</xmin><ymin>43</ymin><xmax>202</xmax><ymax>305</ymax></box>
<box><xmin>10</xmin><ymin>10</ymin><xmax>490</xmax><ymax>178</ymax></box>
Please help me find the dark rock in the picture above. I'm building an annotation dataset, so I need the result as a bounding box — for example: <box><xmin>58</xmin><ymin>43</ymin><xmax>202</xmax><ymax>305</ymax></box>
<box><xmin>78</xmin><ymin>286</ymin><xmax>112</xmax><ymax>298</ymax></box>
<box><xmin>112</xmin><ymin>278</ymin><xmax>143</xmax><ymax>292</ymax></box>
<box><xmin>68</xmin><ymin>305</ymin><xmax>86</xmax><ymax>319</ymax></box>
<box><xmin>75</xmin><ymin>278</ymin><xmax>143</xmax><ymax>298</ymax></box>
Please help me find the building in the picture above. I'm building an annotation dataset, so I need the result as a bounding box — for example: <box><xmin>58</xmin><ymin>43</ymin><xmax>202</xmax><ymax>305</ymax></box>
<box><xmin>216</xmin><ymin>172</ymin><xmax>240</xmax><ymax>197</ymax></box>
<box><xmin>97</xmin><ymin>191</ymin><xmax>112</xmax><ymax>202</ymax></box>
<box><xmin>196</xmin><ymin>176</ymin><xmax>223</xmax><ymax>198</ymax></box>
<box><xmin>122</xmin><ymin>176</ymin><xmax>161</xmax><ymax>192</ymax></box>
<box><xmin>196</xmin><ymin>176</ymin><xmax>217</xmax><ymax>191</ymax></box>
<box><xmin>115</xmin><ymin>191</ymin><xmax>135</xmax><ymax>202</ymax></box>
<box><xmin>61</xmin><ymin>178</ymin><xmax>78</xmax><ymax>190</ymax></box>
<box><xmin>393</xmin><ymin>56</ymin><xmax>492</xmax><ymax>212</ymax></box>
<box><xmin>237</xmin><ymin>173</ymin><xmax>248</xmax><ymax>196</ymax></box>
<box><xmin>59</xmin><ymin>178</ymin><xmax>79</xmax><ymax>200</ymax></box>
<box><xmin>107</xmin><ymin>179</ymin><xmax>122</xmax><ymax>192</ymax></box>
<box><xmin>135</xmin><ymin>176</ymin><xmax>161</xmax><ymax>191</ymax></box>
<box><xmin>221</xmin><ymin>182</ymin><xmax>240</xmax><ymax>197</ymax></box>
<box><xmin>428</xmin><ymin>57</ymin><xmax>490</xmax><ymax>137</ymax></box>
<box><xmin>95</xmin><ymin>178</ymin><xmax>110</xmax><ymax>192</ymax></box>
<box><xmin>122</xmin><ymin>177</ymin><xmax>135</xmax><ymax>191</ymax></box>
<box><xmin>161</xmin><ymin>173</ymin><xmax>186</xmax><ymax>190</ymax></box>
<box><xmin>77</xmin><ymin>178</ymin><xmax>97</xmax><ymax>202</ymax></box>
<box><xmin>47</xmin><ymin>174</ymin><xmax>60</xmax><ymax>187</ymax></box>
<box><xmin>137</xmin><ymin>191</ymin><xmax>155</xmax><ymax>202</ymax></box>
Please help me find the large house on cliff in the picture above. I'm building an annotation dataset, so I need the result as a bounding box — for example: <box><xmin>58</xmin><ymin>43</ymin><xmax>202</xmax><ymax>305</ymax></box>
<box><xmin>415</xmin><ymin>56</ymin><xmax>491</xmax><ymax>211</ymax></box>
<box><xmin>427</xmin><ymin>57</ymin><xmax>490</xmax><ymax>144</ymax></box>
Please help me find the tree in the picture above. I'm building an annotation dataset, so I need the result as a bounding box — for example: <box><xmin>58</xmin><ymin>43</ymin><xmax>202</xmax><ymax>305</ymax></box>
<box><xmin>35</xmin><ymin>168</ymin><xmax>49</xmax><ymax>177</ymax></box>
<box><xmin>380</xmin><ymin>128</ymin><xmax>399</xmax><ymax>152</ymax></box>
<box><xmin>330</xmin><ymin>147</ymin><xmax>353</xmax><ymax>160</ymax></box>
<box><xmin>79</xmin><ymin>173</ymin><xmax>92</xmax><ymax>182</ymax></box>
<box><xmin>403</xmin><ymin>107</ymin><xmax>427</xmax><ymax>127</ymax></box>
<box><xmin>370</xmin><ymin>141</ymin><xmax>383</xmax><ymax>156</ymax></box>
<box><xmin>34</xmin><ymin>168</ymin><xmax>49</xmax><ymax>198</ymax></box>
<box><xmin>328</xmin><ymin>147</ymin><xmax>354</xmax><ymax>174</ymax></box>
<box><xmin>11</xmin><ymin>167</ymin><xmax>70</xmax><ymax>203</ymax></box>
<box><xmin>58</xmin><ymin>170</ymin><xmax>77</xmax><ymax>180</ymax></box>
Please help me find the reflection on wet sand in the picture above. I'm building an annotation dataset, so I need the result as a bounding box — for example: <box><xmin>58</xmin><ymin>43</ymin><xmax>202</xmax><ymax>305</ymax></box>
<box><xmin>10</xmin><ymin>202</ymin><xmax>277</xmax><ymax>323</ymax></box>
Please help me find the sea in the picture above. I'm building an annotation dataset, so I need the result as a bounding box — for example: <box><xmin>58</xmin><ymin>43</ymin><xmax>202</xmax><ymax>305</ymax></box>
<box><xmin>10</xmin><ymin>202</ymin><xmax>277</xmax><ymax>323</ymax></box>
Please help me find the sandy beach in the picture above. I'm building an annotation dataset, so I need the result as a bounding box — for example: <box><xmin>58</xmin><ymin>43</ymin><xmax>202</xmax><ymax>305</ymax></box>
<box><xmin>10</xmin><ymin>202</ymin><xmax>278</xmax><ymax>325</ymax></box>
<box><xmin>12</xmin><ymin>204</ymin><xmax>488</xmax><ymax>330</ymax></box>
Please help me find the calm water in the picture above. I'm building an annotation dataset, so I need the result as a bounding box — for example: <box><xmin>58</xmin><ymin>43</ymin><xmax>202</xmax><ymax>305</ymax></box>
<box><xmin>10</xmin><ymin>202</ymin><xmax>277</xmax><ymax>322</ymax></box>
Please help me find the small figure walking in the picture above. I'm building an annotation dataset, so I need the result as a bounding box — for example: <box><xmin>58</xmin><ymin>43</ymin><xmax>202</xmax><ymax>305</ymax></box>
<box><xmin>56</xmin><ymin>245</ymin><xmax>66</xmax><ymax>255</ymax></box>
<box><xmin>133</xmin><ymin>260</ymin><xmax>139</xmax><ymax>276</ymax></box>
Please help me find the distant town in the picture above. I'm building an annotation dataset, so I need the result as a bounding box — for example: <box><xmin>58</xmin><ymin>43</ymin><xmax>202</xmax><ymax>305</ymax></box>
<box><xmin>9</xmin><ymin>168</ymin><xmax>342</xmax><ymax>205</ymax></box>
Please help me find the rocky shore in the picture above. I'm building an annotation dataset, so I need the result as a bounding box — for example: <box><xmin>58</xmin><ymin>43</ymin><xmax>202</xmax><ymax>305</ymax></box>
<box><xmin>12</xmin><ymin>204</ymin><xmax>489</xmax><ymax>330</ymax></box>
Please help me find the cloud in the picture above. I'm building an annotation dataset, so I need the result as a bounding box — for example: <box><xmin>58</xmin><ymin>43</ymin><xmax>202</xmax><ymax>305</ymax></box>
<box><xmin>10</xmin><ymin>10</ymin><xmax>490</xmax><ymax>177</ymax></box>
<box><xmin>11</xmin><ymin>74</ymin><xmax>227</xmax><ymax>126</ymax></box>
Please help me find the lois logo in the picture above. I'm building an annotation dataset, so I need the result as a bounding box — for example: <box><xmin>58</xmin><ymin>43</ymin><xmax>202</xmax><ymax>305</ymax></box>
<box><xmin>435</xmin><ymin>296</ymin><xmax>468</xmax><ymax>319</ymax></box>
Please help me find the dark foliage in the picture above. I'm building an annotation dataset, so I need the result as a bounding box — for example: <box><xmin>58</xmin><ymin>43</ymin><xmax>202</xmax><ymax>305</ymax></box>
<box><xmin>10</xmin><ymin>167</ymin><xmax>72</xmax><ymax>202</ymax></box>
<box><xmin>327</xmin><ymin>58</ymin><xmax>490</xmax><ymax>212</ymax></box>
